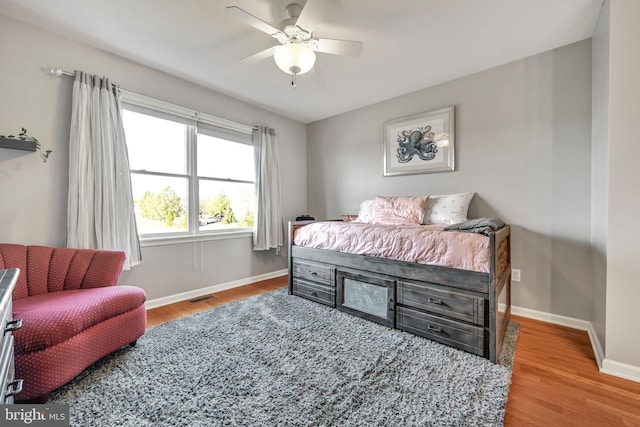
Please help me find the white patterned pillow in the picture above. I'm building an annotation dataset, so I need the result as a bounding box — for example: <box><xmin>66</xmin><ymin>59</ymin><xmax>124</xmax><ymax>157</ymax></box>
<box><xmin>422</xmin><ymin>192</ymin><xmax>475</xmax><ymax>225</ymax></box>
<box><xmin>355</xmin><ymin>199</ymin><xmax>375</xmax><ymax>223</ymax></box>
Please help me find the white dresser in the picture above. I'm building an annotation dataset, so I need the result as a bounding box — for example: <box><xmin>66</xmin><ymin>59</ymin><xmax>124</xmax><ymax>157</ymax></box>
<box><xmin>0</xmin><ymin>268</ymin><xmax>23</xmax><ymax>403</ymax></box>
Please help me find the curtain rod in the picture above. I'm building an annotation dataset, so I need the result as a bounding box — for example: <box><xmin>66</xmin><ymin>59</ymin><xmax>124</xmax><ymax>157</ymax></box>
<box><xmin>46</xmin><ymin>66</ymin><xmax>260</xmax><ymax>131</ymax></box>
<box><xmin>47</xmin><ymin>67</ymin><xmax>126</xmax><ymax>87</ymax></box>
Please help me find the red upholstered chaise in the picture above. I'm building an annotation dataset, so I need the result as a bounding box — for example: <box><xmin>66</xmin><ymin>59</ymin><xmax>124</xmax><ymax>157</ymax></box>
<box><xmin>0</xmin><ymin>244</ymin><xmax>146</xmax><ymax>402</ymax></box>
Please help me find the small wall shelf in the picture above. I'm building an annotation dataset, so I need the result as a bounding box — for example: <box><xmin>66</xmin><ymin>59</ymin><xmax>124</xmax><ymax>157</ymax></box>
<box><xmin>0</xmin><ymin>136</ymin><xmax>36</xmax><ymax>152</ymax></box>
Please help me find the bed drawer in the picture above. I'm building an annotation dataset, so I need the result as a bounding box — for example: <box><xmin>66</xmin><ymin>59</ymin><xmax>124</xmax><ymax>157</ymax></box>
<box><xmin>293</xmin><ymin>260</ymin><xmax>335</xmax><ymax>286</ymax></box>
<box><xmin>397</xmin><ymin>281</ymin><xmax>486</xmax><ymax>326</ymax></box>
<box><xmin>292</xmin><ymin>279</ymin><xmax>336</xmax><ymax>307</ymax></box>
<box><xmin>397</xmin><ymin>306</ymin><xmax>486</xmax><ymax>357</ymax></box>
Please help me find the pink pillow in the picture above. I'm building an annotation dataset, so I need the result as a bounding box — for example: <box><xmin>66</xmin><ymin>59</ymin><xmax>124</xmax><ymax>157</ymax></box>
<box><xmin>372</xmin><ymin>196</ymin><xmax>428</xmax><ymax>226</ymax></box>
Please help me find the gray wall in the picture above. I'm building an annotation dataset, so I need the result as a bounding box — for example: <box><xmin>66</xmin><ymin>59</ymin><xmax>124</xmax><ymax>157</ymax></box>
<box><xmin>307</xmin><ymin>40</ymin><xmax>593</xmax><ymax>320</ymax></box>
<box><xmin>605</xmin><ymin>0</ymin><xmax>640</xmax><ymax>369</ymax></box>
<box><xmin>0</xmin><ymin>15</ymin><xmax>307</xmax><ymax>301</ymax></box>
<box><xmin>590</xmin><ymin>0</ymin><xmax>609</xmax><ymax>356</ymax></box>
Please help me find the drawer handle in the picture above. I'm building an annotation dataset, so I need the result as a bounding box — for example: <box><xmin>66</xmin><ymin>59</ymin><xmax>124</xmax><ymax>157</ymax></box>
<box><xmin>4</xmin><ymin>319</ymin><xmax>23</xmax><ymax>334</ymax></box>
<box><xmin>427</xmin><ymin>297</ymin><xmax>444</xmax><ymax>305</ymax></box>
<box><xmin>311</xmin><ymin>272</ymin><xmax>319</xmax><ymax>276</ymax></box>
<box><xmin>5</xmin><ymin>379</ymin><xmax>23</xmax><ymax>397</ymax></box>
<box><xmin>307</xmin><ymin>290</ymin><xmax>318</xmax><ymax>297</ymax></box>
<box><xmin>427</xmin><ymin>325</ymin><xmax>443</xmax><ymax>333</ymax></box>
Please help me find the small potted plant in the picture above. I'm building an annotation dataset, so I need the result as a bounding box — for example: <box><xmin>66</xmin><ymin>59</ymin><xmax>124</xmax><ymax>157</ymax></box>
<box><xmin>0</xmin><ymin>127</ymin><xmax>52</xmax><ymax>162</ymax></box>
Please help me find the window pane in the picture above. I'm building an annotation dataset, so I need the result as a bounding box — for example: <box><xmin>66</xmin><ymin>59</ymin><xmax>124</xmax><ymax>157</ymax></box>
<box><xmin>123</xmin><ymin>109</ymin><xmax>187</xmax><ymax>174</ymax></box>
<box><xmin>131</xmin><ymin>174</ymin><xmax>189</xmax><ymax>235</ymax></box>
<box><xmin>199</xmin><ymin>179</ymin><xmax>254</xmax><ymax>231</ymax></box>
<box><xmin>197</xmin><ymin>133</ymin><xmax>254</xmax><ymax>182</ymax></box>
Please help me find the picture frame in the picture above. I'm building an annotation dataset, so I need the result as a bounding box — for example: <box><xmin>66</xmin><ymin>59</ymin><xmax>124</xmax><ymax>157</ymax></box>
<box><xmin>383</xmin><ymin>106</ymin><xmax>455</xmax><ymax>176</ymax></box>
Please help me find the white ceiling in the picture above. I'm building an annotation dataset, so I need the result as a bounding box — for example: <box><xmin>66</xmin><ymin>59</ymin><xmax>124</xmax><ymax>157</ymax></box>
<box><xmin>1</xmin><ymin>0</ymin><xmax>603</xmax><ymax>123</ymax></box>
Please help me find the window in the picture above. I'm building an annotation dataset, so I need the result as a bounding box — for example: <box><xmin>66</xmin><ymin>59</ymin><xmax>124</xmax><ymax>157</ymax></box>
<box><xmin>121</xmin><ymin>92</ymin><xmax>255</xmax><ymax>241</ymax></box>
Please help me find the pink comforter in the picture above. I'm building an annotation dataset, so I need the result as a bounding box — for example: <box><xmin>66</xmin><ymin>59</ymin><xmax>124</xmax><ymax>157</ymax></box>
<box><xmin>293</xmin><ymin>221</ymin><xmax>490</xmax><ymax>273</ymax></box>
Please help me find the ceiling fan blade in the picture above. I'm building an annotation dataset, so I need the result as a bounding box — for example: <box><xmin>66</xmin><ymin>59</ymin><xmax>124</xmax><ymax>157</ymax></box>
<box><xmin>295</xmin><ymin>0</ymin><xmax>333</xmax><ymax>32</ymax></box>
<box><xmin>240</xmin><ymin>46</ymin><xmax>276</xmax><ymax>64</ymax></box>
<box><xmin>315</xmin><ymin>38</ymin><xmax>363</xmax><ymax>57</ymax></box>
<box><xmin>225</xmin><ymin>6</ymin><xmax>282</xmax><ymax>38</ymax></box>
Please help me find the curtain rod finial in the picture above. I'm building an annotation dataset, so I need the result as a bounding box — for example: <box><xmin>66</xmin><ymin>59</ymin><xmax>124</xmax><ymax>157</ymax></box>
<box><xmin>40</xmin><ymin>66</ymin><xmax>56</xmax><ymax>76</ymax></box>
<box><xmin>42</xmin><ymin>67</ymin><xmax>69</xmax><ymax>77</ymax></box>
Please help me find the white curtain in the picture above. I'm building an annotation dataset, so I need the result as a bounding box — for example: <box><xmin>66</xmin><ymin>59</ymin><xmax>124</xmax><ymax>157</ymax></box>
<box><xmin>67</xmin><ymin>71</ymin><xmax>142</xmax><ymax>269</ymax></box>
<box><xmin>253</xmin><ymin>127</ymin><xmax>283</xmax><ymax>251</ymax></box>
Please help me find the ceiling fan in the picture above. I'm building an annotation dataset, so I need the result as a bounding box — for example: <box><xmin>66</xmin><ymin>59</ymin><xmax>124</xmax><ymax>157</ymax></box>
<box><xmin>226</xmin><ymin>0</ymin><xmax>363</xmax><ymax>86</ymax></box>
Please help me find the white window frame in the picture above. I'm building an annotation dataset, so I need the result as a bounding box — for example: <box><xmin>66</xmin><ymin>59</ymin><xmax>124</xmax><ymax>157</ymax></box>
<box><xmin>121</xmin><ymin>90</ymin><xmax>255</xmax><ymax>247</ymax></box>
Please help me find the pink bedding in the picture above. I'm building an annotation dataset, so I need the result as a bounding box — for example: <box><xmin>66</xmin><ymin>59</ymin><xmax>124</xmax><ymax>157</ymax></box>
<box><xmin>293</xmin><ymin>221</ymin><xmax>490</xmax><ymax>273</ymax></box>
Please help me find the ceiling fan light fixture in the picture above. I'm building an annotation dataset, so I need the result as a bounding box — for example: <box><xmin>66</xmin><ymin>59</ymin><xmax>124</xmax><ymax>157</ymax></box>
<box><xmin>274</xmin><ymin>42</ymin><xmax>316</xmax><ymax>76</ymax></box>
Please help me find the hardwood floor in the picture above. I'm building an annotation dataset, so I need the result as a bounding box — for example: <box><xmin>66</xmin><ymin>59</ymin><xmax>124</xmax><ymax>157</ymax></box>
<box><xmin>505</xmin><ymin>316</ymin><xmax>640</xmax><ymax>427</ymax></box>
<box><xmin>146</xmin><ymin>276</ymin><xmax>640</xmax><ymax>426</ymax></box>
<box><xmin>146</xmin><ymin>276</ymin><xmax>285</xmax><ymax>327</ymax></box>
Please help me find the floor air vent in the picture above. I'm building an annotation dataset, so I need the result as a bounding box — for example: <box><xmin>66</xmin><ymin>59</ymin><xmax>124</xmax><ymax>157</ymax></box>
<box><xmin>188</xmin><ymin>295</ymin><xmax>215</xmax><ymax>304</ymax></box>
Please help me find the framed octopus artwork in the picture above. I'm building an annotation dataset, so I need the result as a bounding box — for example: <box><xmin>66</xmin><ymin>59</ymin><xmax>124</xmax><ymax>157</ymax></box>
<box><xmin>382</xmin><ymin>106</ymin><xmax>455</xmax><ymax>176</ymax></box>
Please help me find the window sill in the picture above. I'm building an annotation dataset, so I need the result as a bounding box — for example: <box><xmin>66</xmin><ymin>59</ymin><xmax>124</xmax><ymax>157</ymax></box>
<box><xmin>140</xmin><ymin>230</ymin><xmax>253</xmax><ymax>247</ymax></box>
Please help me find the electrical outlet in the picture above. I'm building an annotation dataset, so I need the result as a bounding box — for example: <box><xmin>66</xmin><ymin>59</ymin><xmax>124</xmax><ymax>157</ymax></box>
<box><xmin>512</xmin><ymin>269</ymin><xmax>521</xmax><ymax>282</ymax></box>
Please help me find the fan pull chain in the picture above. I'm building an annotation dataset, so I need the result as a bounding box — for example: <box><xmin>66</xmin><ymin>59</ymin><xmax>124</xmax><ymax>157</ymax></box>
<box><xmin>291</xmin><ymin>73</ymin><xmax>297</xmax><ymax>88</ymax></box>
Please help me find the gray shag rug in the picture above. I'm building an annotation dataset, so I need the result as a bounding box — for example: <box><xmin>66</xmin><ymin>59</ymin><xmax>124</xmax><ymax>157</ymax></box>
<box><xmin>50</xmin><ymin>288</ymin><xmax>518</xmax><ymax>426</ymax></box>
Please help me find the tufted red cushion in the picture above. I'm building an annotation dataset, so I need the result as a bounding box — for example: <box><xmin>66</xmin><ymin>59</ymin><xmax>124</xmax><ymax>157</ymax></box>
<box><xmin>12</xmin><ymin>286</ymin><xmax>146</xmax><ymax>354</ymax></box>
<box><xmin>0</xmin><ymin>244</ymin><xmax>126</xmax><ymax>299</ymax></box>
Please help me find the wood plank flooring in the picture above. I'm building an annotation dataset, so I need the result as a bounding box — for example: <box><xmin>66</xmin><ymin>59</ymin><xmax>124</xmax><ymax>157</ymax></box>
<box><xmin>146</xmin><ymin>276</ymin><xmax>640</xmax><ymax>426</ymax></box>
<box><xmin>146</xmin><ymin>276</ymin><xmax>285</xmax><ymax>327</ymax></box>
<box><xmin>505</xmin><ymin>315</ymin><xmax>640</xmax><ymax>426</ymax></box>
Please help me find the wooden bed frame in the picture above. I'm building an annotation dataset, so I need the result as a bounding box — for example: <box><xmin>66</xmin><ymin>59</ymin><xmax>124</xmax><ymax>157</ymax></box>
<box><xmin>288</xmin><ymin>220</ymin><xmax>512</xmax><ymax>363</ymax></box>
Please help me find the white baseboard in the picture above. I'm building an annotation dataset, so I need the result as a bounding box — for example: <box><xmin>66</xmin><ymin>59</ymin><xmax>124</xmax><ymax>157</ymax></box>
<box><xmin>601</xmin><ymin>359</ymin><xmax>640</xmax><ymax>383</ymax></box>
<box><xmin>144</xmin><ymin>269</ymin><xmax>288</xmax><ymax>310</ymax></box>
<box><xmin>510</xmin><ymin>305</ymin><xmax>591</xmax><ymax>330</ymax></box>
<box><xmin>587</xmin><ymin>323</ymin><xmax>605</xmax><ymax>369</ymax></box>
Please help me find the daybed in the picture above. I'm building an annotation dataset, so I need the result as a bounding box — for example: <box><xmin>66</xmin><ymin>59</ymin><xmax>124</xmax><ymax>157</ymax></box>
<box><xmin>287</xmin><ymin>195</ymin><xmax>512</xmax><ymax>363</ymax></box>
<box><xmin>0</xmin><ymin>244</ymin><xmax>147</xmax><ymax>402</ymax></box>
